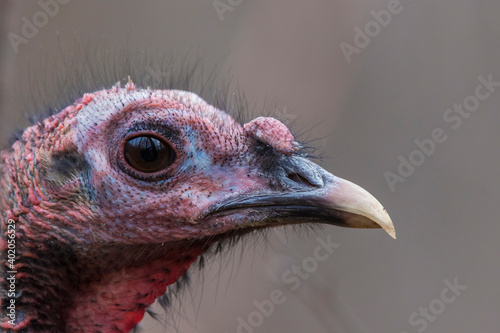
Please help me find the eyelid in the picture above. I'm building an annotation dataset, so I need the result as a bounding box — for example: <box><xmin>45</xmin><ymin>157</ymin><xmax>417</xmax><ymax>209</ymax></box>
<box><xmin>118</xmin><ymin>131</ymin><xmax>181</xmax><ymax>181</ymax></box>
<box><xmin>124</xmin><ymin>135</ymin><xmax>175</xmax><ymax>172</ymax></box>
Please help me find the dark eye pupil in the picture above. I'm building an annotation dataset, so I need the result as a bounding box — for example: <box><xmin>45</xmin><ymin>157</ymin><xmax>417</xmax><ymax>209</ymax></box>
<box><xmin>124</xmin><ymin>135</ymin><xmax>175</xmax><ymax>173</ymax></box>
<box><xmin>141</xmin><ymin>137</ymin><xmax>159</xmax><ymax>162</ymax></box>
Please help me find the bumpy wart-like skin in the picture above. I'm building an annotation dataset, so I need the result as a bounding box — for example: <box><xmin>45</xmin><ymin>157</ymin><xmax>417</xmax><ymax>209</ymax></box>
<box><xmin>0</xmin><ymin>79</ymin><xmax>395</xmax><ymax>332</ymax></box>
<box><xmin>0</xmin><ymin>83</ymin><xmax>302</xmax><ymax>332</ymax></box>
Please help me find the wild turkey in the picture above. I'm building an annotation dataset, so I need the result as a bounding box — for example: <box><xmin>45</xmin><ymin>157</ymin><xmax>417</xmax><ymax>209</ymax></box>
<box><xmin>0</xmin><ymin>79</ymin><xmax>395</xmax><ymax>332</ymax></box>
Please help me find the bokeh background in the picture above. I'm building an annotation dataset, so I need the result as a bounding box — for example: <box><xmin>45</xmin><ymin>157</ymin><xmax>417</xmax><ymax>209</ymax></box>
<box><xmin>1</xmin><ymin>1</ymin><xmax>499</xmax><ymax>332</ymax></box>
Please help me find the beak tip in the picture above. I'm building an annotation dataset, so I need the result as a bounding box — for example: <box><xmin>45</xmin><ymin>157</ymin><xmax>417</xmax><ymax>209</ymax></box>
<box><xmin>385</xmin><ymin>225</ymin><xmax>397</xmax><ymax>239</ymax></box>
<box><xmin>380</xmin><ymin>210</ymin><xmax>396</xmax><ymax>239</ymax></box>
<box><xmin>330</xmin><ymin>176</ymin><xmax>396</xmax><ymax>239</ymax></box>
<box><xmin>376</xmin><ymin>209</ymin><xmax>396</xmax><ymax>239</ymax></box>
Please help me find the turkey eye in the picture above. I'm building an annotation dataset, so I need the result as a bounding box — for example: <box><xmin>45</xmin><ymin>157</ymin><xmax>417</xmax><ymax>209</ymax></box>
<box><xmin>124</xmin><ymin>135</ymin><xmax>175</xmax><ymax>173</ymax></box>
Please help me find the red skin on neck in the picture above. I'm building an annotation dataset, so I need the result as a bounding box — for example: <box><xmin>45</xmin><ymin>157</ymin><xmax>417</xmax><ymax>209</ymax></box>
<box><xmin>0</xmin><ymin>85</ymin><xmax>299</xmax><ymax>332</ymax></box>
<box><xmin>67</xmin><ymin>251</ymin><xmax>203</xmax><ymax>333</ymax></box>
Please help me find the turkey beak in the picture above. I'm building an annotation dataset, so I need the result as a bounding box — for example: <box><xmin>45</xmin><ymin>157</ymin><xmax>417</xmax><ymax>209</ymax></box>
<box><xmin>321</xmin><ymin>176</ymin><xmax>396</xmax><ymax>239</ymax></box>
<box><xmin>206</xmin><ymin>158</ymin><xmax>395</xmax><ymax>238</ymax></box>
<box><xmin>274</xmin><ymin>157</ymin><xmax>396</xmax><ymax>238</ymax></box>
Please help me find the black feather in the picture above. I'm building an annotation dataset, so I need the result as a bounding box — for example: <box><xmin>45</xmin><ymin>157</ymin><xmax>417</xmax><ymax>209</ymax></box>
<box><xmin>6</xmin><ymin>41</ymin><xmax>320</xmax><ymax>160</ymax></box>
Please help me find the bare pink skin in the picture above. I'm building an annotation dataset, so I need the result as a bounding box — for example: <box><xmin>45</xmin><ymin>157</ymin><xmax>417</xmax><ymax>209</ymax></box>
<box><xmin>244</xmin><ymin>117</ymin><xmax>300</xmax><ymax>155</ymax></box>
<box><xmin>0</xmin><ymin>81</ymin><xmax>396</xmax><ymax>332</ymax></box>
<box><xmin>0</xmin><ymin>84</ymin><xmax>300</xmax><ymax>332</ymax></box>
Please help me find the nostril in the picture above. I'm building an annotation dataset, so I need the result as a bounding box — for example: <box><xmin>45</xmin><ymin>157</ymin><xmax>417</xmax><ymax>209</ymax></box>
<box><xmin>287</xmin><ymin>173</ymin><xmax>314</xmax><ymax>187</ymax></box>
<box><xmin>282</xmin><ymin>157</ymin><xmax>325</xmax><ymax>189</ymax></box>
<box><xmin>287</xmin><ymin>172</ymin><xmax>322</xmax><ymax>188</ymax></box>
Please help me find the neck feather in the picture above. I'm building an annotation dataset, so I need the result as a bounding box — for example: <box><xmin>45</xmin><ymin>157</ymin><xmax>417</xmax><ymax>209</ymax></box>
<box><xmin>1</xmin><ymin>233</ymin><xmax>206</xmax><ymax>332</ymax></box>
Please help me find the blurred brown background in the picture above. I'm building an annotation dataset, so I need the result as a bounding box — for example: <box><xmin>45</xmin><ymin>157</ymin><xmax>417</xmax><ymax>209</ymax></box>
<box><xmin>1</xmin><ymin>1</ymin><xmax>499</xmax><ymax>332</ymax></box>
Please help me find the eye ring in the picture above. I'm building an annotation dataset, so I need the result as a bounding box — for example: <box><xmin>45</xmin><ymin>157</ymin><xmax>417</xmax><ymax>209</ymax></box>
<box><xmin>121</xmin><ymin>133</ymin><xmax>177</xmax><ymax>178</ymax></box>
